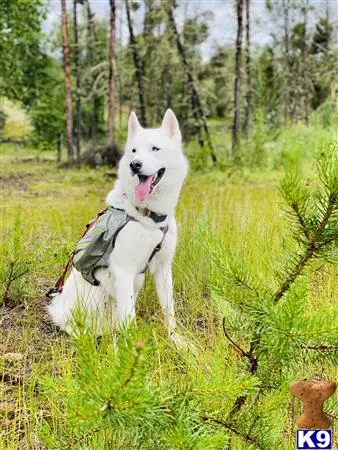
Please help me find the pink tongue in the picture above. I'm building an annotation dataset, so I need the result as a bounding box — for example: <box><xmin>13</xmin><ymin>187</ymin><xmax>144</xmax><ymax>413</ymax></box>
<box><xmin>135</xmin><ymin>176</ymin><xmax>153</xmax><ymax>201</ymax></box>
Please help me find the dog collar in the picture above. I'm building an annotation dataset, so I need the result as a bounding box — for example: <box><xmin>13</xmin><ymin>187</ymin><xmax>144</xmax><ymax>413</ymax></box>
<box><xmin>119</xmin><ymin>193</ymin><xmax>167</xmax><ymax>223</ymax></box>
<box><xmin>135</xmin><ymin>206</ymin><xmax>167</xmax><ymax>223</ymax></box>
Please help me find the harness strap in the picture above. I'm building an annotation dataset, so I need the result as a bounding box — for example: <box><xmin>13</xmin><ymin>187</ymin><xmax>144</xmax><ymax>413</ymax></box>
<box><xmin>46</xmin><ymin>208</ymin><xmax>107</xmax><ymax>298</ymax></box>
<box><xmin>83</xmin><ymin>208</ymin><xmax>107</xmax><ymax>235</ymax></box>
<box><xmin>149</xmin><ymin>225</ymin><xmax>168</xmax><ymax>263</ymax></box>
<box><xmin>140</xmin><ymin>225</ymin><xmax>169</xmax><ymax>274</ymax></box>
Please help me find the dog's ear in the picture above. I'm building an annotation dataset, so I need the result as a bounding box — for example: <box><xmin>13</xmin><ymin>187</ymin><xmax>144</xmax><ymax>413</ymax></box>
<box><xmin>128</xmin><ymin>111</ymin><xmax>142</xmax><ymax>137</ymax></box>
<box><xmin>161</xmin><ymin>109</ymin><xmax>181</xmax><ymax>140</ymax></box>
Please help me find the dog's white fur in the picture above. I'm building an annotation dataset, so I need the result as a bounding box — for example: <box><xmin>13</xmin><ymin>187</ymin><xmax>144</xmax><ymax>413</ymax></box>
<box><xmin>47</xmin><ymin>109</ymin><xmax>188</xmax><ymax>344</ymax></box>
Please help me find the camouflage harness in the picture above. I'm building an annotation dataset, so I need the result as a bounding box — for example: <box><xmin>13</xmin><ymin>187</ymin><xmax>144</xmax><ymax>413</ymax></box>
<box><xmin>47</xmin><ymin>206</ymin><xmax>168</xmax><ymax>297</ymax></box>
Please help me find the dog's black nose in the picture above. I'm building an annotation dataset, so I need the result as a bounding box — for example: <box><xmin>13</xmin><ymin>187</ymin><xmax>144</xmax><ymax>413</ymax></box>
<box><xmin>130</xmin><ymin>159</ymin><xmax>142</xmax><ymax>174</ymax></box>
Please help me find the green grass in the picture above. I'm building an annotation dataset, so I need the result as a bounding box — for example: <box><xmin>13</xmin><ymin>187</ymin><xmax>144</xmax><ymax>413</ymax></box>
<box><xmin>0</xmin><ymin>139</ymin><xmax>337</xmax><ymax>449</ymax></box>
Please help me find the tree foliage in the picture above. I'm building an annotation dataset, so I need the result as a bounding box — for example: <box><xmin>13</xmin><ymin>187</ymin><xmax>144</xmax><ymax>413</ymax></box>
<box><xmin>29</xmin><ymin>58</ymin><xmax>65</xmax><ymax>150</ymax></box>
<box><xmin>0</xmin><ymin>0</ymin><xmax>46</xmax><ymax>106</ymax></box>
<box><xmin>2</xmin><ymin>0</ymin><xmax>336</xmax><ymax>159</ymax></box>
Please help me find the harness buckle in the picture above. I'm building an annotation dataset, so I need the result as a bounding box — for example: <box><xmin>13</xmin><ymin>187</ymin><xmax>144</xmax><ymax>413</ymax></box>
<box><xmin>46</xmin><ymin>287</ymin><xmax>60</xmax><ymax>299</ymax></box>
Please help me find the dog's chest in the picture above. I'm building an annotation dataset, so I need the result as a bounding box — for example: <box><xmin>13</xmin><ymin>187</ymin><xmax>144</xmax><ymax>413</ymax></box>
<box><xmin>109</xmin><ymin>220</ymin><xmax>165</xmax><ymax>272</ymax></box>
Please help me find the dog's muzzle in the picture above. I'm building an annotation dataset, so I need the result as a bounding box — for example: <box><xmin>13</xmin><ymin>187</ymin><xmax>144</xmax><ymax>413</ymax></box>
<box><xmin>130</xmin><ymin>159</ymin><xmax>143</xmax><ymax>175</ymax></box>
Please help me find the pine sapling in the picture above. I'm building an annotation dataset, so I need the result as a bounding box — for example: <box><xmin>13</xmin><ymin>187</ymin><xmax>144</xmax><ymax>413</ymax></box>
<box><xmin>206</xmin><ymin>144</ymin><xmax>338</xmax><ymax>444</ymax></box>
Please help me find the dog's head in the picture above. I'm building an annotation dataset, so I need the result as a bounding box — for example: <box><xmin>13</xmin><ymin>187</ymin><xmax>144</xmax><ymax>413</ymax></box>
<box><xmin>118</xmin><ymin>109</ymin><xmax>188</xmax><ymax>207</ymax></box>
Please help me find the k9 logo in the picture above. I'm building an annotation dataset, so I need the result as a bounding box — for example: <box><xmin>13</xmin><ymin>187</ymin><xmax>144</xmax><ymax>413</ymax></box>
<box><xmin>296</xmin><ymin>429</ymin><xmax>332</xmax><ymax>449</ymax></box>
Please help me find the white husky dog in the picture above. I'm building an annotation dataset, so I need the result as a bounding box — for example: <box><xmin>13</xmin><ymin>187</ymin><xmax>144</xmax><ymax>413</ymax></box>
<box><xmin>48</xmin><ymin>109</ymin><xmax>188</xmax><ymax>345</ymax></box>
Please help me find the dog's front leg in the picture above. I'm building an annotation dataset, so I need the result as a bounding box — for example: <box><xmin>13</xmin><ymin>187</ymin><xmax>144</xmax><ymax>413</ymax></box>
<box><xmin>153</xmin><ymin>265</ymin><xmax>176</xmax><ymax>334</ymax></box>
<box><xmin>114</xmin><ymin>269</ymin><xmax>136</xmax><ymax>327</ymax></box>
<box><xmin>152</xmin><ymin>264</ymin><xmax>187</xmax><ymax>349</ymax></box>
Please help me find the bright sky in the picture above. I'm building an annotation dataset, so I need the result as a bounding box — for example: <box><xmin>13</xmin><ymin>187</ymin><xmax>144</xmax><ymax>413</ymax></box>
<box><xmin>44</xmin><ymin>0</ymin><xmax>337</xmax><ymax>60</ymax></box>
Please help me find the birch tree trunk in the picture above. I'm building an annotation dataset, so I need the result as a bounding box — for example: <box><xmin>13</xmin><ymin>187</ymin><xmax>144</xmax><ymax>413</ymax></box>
<box><xmin>244</xmin><ymin>0</ymin><xmax>252</xmax><ymax>138</ymax></box>
<box><xmin>232</xmin><ymin>0</ymin><xmax>243</xmax><ymax>153</ymax></box>
<box><xmin>73</xmin><ymin>0</ymin><xmax>81</xmax><ymax>161</ymax></box>
<box><xmin>60</xmin><ymin>0</ymin><xmax>74</xmax><ymax>161</ymax></box>
<box><xmin>108</xmin><ymin>0</ymin><xmax>117</xmax><ymax>147</ymax></box>
<box><xmin>125</xmin><ymin>0</ymin><xmax>147</xmax><ymax>127</ymax></box>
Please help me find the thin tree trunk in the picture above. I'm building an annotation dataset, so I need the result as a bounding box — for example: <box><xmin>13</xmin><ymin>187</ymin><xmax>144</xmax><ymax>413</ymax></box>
<box><xmin>143</xmin><ymin>0</ymin><xmax>155</xmax><ymax>36</ymax></box>
<box><xmin>73</xmin><ymin>0</ymin><xmax>81</xmax><ymax>161</ymax></box>
<box><xmin>125</xmin><ymin>0</ymin><xmax>147</xmax><ymax>127</ymax></box>
<box><xmin>326</xmin><ymin>1</ymin><xmax>336</xmax><ymax>120</ymax></box>
<box><xmin>108</xmin><ymin>0</ymin><xmax>117</xmax><ymax>147</ymax></box>
<box><xmin>282</xmin><ymin>0</ymin><xmax>291</xmax><ymax>126</ymax></box>
<box><xmin>330</xmin><ymin>74</ymin><xmax>336</xmax><ymax>124</ymax></box>
<box><xmin>179</xmin><ymin>0</ymin><xmax>189</xmax><ymax>140</ymax></box>
<box><xmin>60</xmin><ymin>0</ymin><xmax>74</xmax><ymax>161</ymax></box>
<box><xmin>302</xmin><ymin>0</ymin><xmax>309</xmax><ymax>125</ymax></box>
<box><xmin>86</xmin><ymin>0</ymin><xmax>101</xmax><ymax>139</ymax></box>
<box><xmin>244</xmin><ymin>0</ymin><xmax>252</xmax><ymax>138</ymax></box>
<box><xmin>232</xmin><ymin>0</ymin><xmax>244</xmax><ymax>153</ymax></box>
<box><xmin>166</xmin><ymin>2</ymin><xmax>202</xmax><ymax>146</ymax></box>
<box><xmin>86</xmin><ymin>1</ymin><xmax>94</xmax><ymax>138</ymax></box>
<box><xmin>57</xmin><ymin>133</ymin><xmax>62</xmax><ymax>163</ymax></box>
<box><xmin>165</xmin><ymin>0</ymin><xmax>217</xmax><ymax>163</ymax></box>
<box><xmin>118</xmin><ymin>2</ymin><xmax>123</xmax><ymax>130</ymax></box>
<box><xmin>154</xmin><ymin>22</ymin><xmax>164</xmax><ymax>123</ymax></box>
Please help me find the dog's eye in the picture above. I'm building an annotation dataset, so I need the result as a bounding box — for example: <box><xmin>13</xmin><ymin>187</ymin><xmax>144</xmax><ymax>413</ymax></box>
<box><xmin>132</xmin><ymin>148</ymin><xmax>136</xmax><ymax>153</ymax></box>
<box><xmin>152</xmin><ymin>146</ymin><xmax>160</xmax><ymax>152</ymax></box>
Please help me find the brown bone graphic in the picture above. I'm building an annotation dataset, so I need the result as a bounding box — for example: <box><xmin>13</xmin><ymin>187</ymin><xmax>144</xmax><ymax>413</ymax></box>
<box><xmin>289</xmin><ymin>380</ymin><xmax>337</xmax><ymax>429</ymax></box>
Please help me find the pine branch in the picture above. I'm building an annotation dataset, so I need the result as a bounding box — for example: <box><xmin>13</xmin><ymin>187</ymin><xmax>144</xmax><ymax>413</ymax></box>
<box><xmin>227</xmin><ymin>149</ymin><xmax>338</xmax><ymax>421</ymax></box>
<box><xmin>222</xmin><ymin>318</ymin><xmax>250</xmax><ymax>358</ymax></box>
<box><xmin>300</xmin><ymin>344</ymin><xmax>338</xmax><ymax>351</ymax></box>
<box><xmin>201</xmin><ymin>416</ymin><xmax>265</xmax><ymax>450</ymax></box>
<box><xmin>228</xmin><ymin>236</ymin><xmax>337</xmax><ymax>420</ymax></box>
<box><xmin>290</xmin><ymin>201</ymin><xmax>312</xmax><ymax>241</ymax></box>
<box><xmin>273</xmin><ymin>242</ymin><xmax>318</xmax><ymax>303</ymax></box>
<box><xmin>273</xmin><ymin>233</ymin><xmax>337</xmax><ymax>304</ymax></box>
<box><xmin>227</xmin><ymin>395</ymin><xmax>248</xmax><ymax>419</ymax></box>
<box><xmin>247</xmin><ymin>232</ymin><xmax>337</xmax><ymax>367</ymax></box>
<box><xmin>327</xmin><ymin>411</ymin><xmax>338</xmax><ymax>420</ymax></box>
<box><xmin>274</xmin><ymin>178</ymin><xmax>337</xmax><ymax>303</ymax></box>
<box><xmin>233</xmin><ymin>275</ymin><xmax>261</xmax><ymax>298</ymax></box>
<box><xmin>317</xmin><ymin>193</ymin><xmax>336</xmax><ymax>236</ymax></box>
<box><xmin>119</xmin><ymin>340</ymin><xmax>144</xmax><ymax>390</ymax></box>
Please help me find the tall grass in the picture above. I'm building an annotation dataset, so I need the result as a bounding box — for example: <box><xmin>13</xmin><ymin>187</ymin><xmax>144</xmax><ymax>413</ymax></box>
<box><xmin>0</xmin><ymin>131</ymin><xmax>337</xmax><ymax>449</ymax></box>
